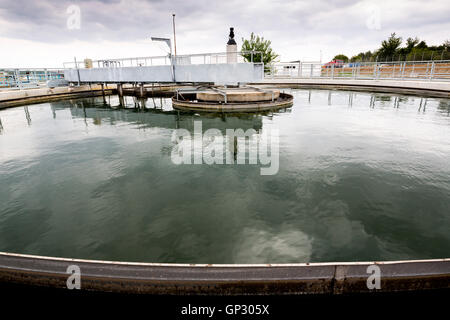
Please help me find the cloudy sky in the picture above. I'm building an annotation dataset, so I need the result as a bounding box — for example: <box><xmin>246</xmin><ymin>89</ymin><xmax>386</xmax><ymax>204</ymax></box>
<box><xmin>0</xmin><ymin>0</ymin><xmax>449</xmax><ymax>68</ymax></box>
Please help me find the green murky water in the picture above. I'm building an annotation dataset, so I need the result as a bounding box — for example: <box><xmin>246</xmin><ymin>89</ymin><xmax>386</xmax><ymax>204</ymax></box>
<box><xmin>0</xmin><ymin>89</ymin><xmax>449</xmax><ymax>263</ymax></box>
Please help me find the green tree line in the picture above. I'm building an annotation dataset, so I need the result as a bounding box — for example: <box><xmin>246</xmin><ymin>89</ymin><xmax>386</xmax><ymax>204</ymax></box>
<box><xmin>333</xmin><ymin>33</ymin><xmax>450</xmax><ymax>63</ymax></box>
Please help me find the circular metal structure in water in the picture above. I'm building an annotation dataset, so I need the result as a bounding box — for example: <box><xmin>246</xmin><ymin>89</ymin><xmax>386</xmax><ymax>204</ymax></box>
<box><xmin>172</xmin><ymin>86</ymin><xmax>293</xmax><ymax>112</ymax></box>
<box><xmin>197</xmin><ymin>88</ymin><xmax>280</xmax><ymax>102</ymax></box>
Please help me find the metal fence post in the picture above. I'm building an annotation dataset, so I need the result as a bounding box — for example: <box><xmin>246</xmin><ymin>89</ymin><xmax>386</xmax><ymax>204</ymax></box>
<box><xmin>15</xmin><ymin>69</ymin><xmax>23</xmax><ymax>90</ymax></box>
<box><xmin>429</xmin><ymin>61</ymin><xmax>435</xmax><ymax>81</ymax></box>
<box><xmin>331</xmin><ymin>65</ymin><xmax>334</xmax><ymax>79</ymax></box>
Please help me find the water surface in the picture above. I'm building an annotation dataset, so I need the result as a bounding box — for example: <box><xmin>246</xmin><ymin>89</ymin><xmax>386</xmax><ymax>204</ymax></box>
<box><xmin>0</xmin><ymin>89</ymin><xmax>449</xmax><ymax>263</ymax></box>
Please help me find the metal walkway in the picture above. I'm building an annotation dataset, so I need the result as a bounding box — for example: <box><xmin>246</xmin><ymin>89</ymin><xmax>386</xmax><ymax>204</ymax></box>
<box><xmin>63</xmin><ymin>51</ymin><xmax>264</xmax><ymax>85</ymax></box>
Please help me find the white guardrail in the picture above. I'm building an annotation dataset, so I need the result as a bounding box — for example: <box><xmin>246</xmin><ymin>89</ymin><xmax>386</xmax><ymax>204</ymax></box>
<box><xmin>62</xmin><ymin>51</ymin><xmax>264</xmax><ymax>69</ymax></box>
<box><xmin>3</xmin><ymin>58</ymin><xmax>449</xmax><ymax>89</ymax></box>
<box><xmin>0</xmin><ymin>68</ymin><xmax>65</xmax><ymax>88</ymax></box>
<box><xmin>267</xmin><ymin>60</ymin><xmax>450</xmax><ymax>81</ymax></box>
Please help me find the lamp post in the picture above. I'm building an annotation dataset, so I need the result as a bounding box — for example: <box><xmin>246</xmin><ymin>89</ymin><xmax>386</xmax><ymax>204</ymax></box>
<box><xmin>151</xmin><ymin>37</ymin><xmax>175</xmax><ymax>82</ymax></box>
<box><xmin>150</xmin><ymin>37</ymin><xmax>172</xmax><ymax>57</ymax></box>
<box><xmin>172</xmin><ymin>14</ymin><xmax>177</xmax><ymax>57</ymax></box>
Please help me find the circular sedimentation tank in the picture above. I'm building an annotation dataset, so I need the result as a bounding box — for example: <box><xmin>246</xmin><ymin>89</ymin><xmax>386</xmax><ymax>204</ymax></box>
<box><xmin>0</xmin><ymin>82</ymin><xmax>449</xmax><ymax>295</ymax></box>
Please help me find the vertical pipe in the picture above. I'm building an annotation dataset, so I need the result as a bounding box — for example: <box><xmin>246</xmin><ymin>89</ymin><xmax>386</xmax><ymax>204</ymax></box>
<box><xmin>140</xmin><ymin>83</ymin><xmax>145</xmax><ymax>98</ymax></box>
<box><xmin>101</xmin><ymin>83</ymin><xmax>106</xmax><ymax>104</ymax></box>
<box><xmin>117</xmin><ymin>83</ymin><xmax>124</xmax><ymax>107</ymax></box>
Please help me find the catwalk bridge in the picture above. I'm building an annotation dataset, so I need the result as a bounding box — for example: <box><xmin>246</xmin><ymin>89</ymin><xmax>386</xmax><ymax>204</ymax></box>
<box><xmin>63</xmin><ymin>51</ymin><xmax>264</xmax><ymax>85</ymax></box>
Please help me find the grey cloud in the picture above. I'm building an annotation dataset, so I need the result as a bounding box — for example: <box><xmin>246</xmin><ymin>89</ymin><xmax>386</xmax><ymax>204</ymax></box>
<box><xmin>0</xmin><ymin>0</ymin><xmax>448</xmax><ymax>59</ymax></box>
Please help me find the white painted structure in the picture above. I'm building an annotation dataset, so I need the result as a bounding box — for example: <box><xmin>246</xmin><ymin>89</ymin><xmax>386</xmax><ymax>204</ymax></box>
<box><xmin>64</xmin><ymin>63</ymin><xmax>263</xmax><ymax>85</ymax></box>
<box><xmin>63</xmin><ymin>51</ymin><xmax>264</xmax><ymax>85</ymax></box>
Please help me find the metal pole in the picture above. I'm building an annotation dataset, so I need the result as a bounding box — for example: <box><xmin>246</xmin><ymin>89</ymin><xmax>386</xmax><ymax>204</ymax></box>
<box><xmin>74</xmin><ymin>57</ymin><xmax>81</xmax><ymax>86</ymax></box>
<box><xmin>429</xmin><ymin>61</ymin><xmax>435</xmax><ymax>81</ymax></box>
<box><xmin>16</xmin><ymin>69</ymin><xmax>23</xmax><ymax>90</ymax></box>
<box><xmin>172</xmin><ymin>14</ymin><xmax>177</xmax><ymax>57</ymax></box>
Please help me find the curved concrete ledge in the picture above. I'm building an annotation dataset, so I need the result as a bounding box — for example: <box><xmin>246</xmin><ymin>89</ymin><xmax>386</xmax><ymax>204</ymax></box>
<box><xmin>172</xmin><ymin>92</ymin><xmax>293</xmax><ymax>113</ymax></box>
<box><xmin>0</xmin><ymin>252</ymin><xmax>448</xmax><ymax>295</ymax></box>
<box><xmin>0</xmin><ymin>85</ymin><xmax>116</xmax><ymax>109</ymax></box>
<box><xmin>256</xmin><ymin>79</ymin><xmax>450</xmax><ymax>98</ymax></box>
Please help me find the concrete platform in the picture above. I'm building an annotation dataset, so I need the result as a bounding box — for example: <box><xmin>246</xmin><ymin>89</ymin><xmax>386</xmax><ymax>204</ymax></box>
<box><xmin>256</xmin><ymin>78</ymin><xmax>450</xmax><ymax>97</ymax></box>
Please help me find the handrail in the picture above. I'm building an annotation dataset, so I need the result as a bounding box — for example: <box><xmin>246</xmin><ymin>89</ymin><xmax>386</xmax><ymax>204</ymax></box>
<box><xmin>63</xmin><ymin>51</ymin><xmax>264</xmax><ymax>69</ymax></box>
<box><xmin>267</xmin><ymin>60</ymin><xmax>450</xmax><ymax>81</ymax></box>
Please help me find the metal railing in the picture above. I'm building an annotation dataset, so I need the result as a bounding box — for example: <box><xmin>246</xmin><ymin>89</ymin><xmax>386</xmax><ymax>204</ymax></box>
<box><xmin>63</xmin><ymin>51</ymin><xmax>263</xmax><ymax>69</ymax></box>
<box><xmin>267</xmin><ymin>60</ymin><xmax>450</xmax><ymax>81</ymax></box>
<box><xmin>0</xmin><ymin>68</ymin><xmax>65</xmax><ymax>88</ymax></box>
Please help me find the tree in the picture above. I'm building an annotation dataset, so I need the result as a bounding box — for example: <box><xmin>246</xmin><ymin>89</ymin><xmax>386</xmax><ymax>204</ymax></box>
<box><xmin>341</xmin><ymin>35</ymin><xmax>449</xmax><ymax>62</ymax></box>
<box><xmin>350</xmin><ymin>51</ymin><xmax>373</xmax><ymax>62</ymax></box>
<box><xmin>406</xmin><ymin>37</ymin><xmax>419</xmax><ymax>50</ymax></box>
<box><xmin>241</xmin><ymin>32</ymin><xmax>279</xmax><ymax>67</ymax></box>
<box><xmin>416</xmin><ymin>40</ymin><xmax>428</xmax><ymax>49</ymax></box>
<box><xmin>333</xmin><ymin>54</ymin><xmax>349</xmax><ymax>62</ymax></box>
<box><xmin>444</xmin><ymin>40</ymin><xmax>450</xmax><ymax>50</ymax></box>
<box><xmin>376</xmin><ymin>33</ymin><xmax>402</xmax><ymax>59</ymax></box>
